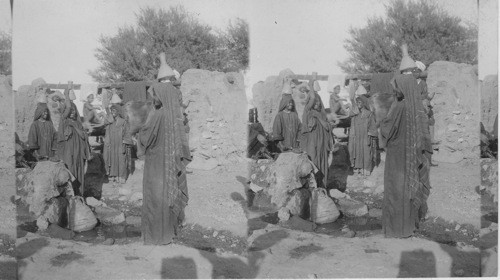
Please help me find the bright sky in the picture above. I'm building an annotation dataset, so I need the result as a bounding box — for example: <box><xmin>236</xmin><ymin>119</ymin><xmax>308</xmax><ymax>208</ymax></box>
<box><xmin>478</xmin><ymin>0</ymin><xmax>498</xmax><ymax>79</ymax></box>
<box><xmin>0</xmin><ymin>0</ymin><xmax>11</xmax><ymax>33</ymax></box>
<box><xmin>12</xmin><ymin>0</ymin><xmax>483</xmax><ymax>90</ymax></box>
<box><xmin>248</xmin><ymin>0</ymin><xmax>479</xmax><ymax>83</ymax></box>
<box><xmin>12</xmin><ymin>0</ymin><xmax>249</xmax><ymax>88</ymax></box>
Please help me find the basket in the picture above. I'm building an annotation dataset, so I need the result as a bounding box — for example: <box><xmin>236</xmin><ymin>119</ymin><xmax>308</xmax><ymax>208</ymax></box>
<box><xmin>310</xmin><ymin>188</ymin><xmax>340</xmax><ymax>224</ymax></box>
<box><xmin>68</xmin><ymin>196</ymin><xmax>98</xmax><ymax>232</ymax></box>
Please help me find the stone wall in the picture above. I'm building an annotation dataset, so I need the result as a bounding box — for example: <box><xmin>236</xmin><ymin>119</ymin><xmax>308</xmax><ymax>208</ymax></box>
<box><xmin>426</xmin><ymin>61</ymin><xmax>480</xmax><ymax>161</ymax></box>
<box><xmin>480</xmin><ymin>75</ymin><xmax>498</xmax><ymax>134</ymax></box>
<box><xmin>180</xmin><ymin>69</ymin><xmax>247</xmax><ymax>166</ymax></box>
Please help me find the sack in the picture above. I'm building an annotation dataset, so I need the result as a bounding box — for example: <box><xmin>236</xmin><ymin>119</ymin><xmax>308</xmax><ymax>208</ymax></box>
<box><xmin>310</xmin><ymin>188</ymin><xmax>340</xmax><ymax>224</ymax></box>
<box><xmin>68</xmin><ymin>196</ymin><xmax>98</xmax><ymax>232</ymax></box>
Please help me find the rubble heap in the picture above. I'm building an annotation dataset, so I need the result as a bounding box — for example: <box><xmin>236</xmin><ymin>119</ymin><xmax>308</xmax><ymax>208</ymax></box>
<box><xmin>426</xmin><ymin>61</ymin><xmax>480</xmax><ymax>163</ymax></box>
<box><xmin>181</xmin><ymin>69</ymin><xmax>247</xmax><ymax>169</ymax></box>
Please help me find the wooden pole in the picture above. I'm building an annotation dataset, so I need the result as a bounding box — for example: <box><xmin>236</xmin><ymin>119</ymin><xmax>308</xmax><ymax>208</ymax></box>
<box><xmin>41</xmin><ymin>80</ymin><xmax>181</xmax><ymax>90</ymax></box>
<box><xmin>291</xmin><ymin>74</ymin><xmax>329</xmax><ymax>81</ymax></box>
<box><xmin>345</xmin><ymin>71</ymin><xmax>427</xmax><ymax>81</ymax></box>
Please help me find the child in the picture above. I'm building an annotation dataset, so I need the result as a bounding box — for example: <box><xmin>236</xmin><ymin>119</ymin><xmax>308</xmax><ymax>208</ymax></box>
<box><xmin>348</xmin><ymin>95</ymin><xmax>379</xmax><ymax>176</ymax></box>
<box><xmin>83</xmin><ymin>94</ymin><xmax>105</xmax><ymax>124</ymax></box>
<box><xmin>28</xmin><ymin>102</ymin><xmax>57</xmax><ymax>160</ymax></box>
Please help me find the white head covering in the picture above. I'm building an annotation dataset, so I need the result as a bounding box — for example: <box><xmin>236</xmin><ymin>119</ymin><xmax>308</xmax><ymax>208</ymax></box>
<box><xmin>313</xmin><ymin>80</ymin><xmax>321</xmax><ymax>91</ymax></box>
<box><xmin>173</xmin><ymin>69</ymin><xmax>181</xmax><ymax>80</ymax></box>
<box><xmin>415</xmin><ymin>61</ymin><xmax>426</xmax><ymax>72</ymax></box>
<box><xmin>68</xmin><ymin>89</ymin><xmax>77</xmax><ymax>101</ymax></box>
<box><xmin>355</xmin><ymin>84</ymin><xmax>367</xmax><ymax>96</ymax></box>
<box><xmin>110</xmin><ymin>93</ymin><xmax>122</xmax><ymax>104</ymax></box>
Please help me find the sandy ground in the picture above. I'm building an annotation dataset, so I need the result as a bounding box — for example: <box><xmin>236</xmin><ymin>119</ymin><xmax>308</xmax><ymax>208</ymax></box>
<box><xmin>0</xmin><ymin>76</ymin><xmax>17</xmax><ymax>280</ymax></box>
<box><xmin>13</xmin><ymin>151</ymin><xmax>491</xmax><ymax>279</ymax></box>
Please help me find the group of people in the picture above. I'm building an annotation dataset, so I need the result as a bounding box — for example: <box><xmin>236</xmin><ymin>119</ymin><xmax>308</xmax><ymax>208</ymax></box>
<box><xmin>28</xmin><ymin>84</ymin><xmax>131</xmax><ymax>195</ymax></box>
<box><xmin>251</xmin><ymin>43</ymin><xmax>435</xmax><ymax>238</ymax></box>
<box><xmin>27</xmin><ymin>55</ymin><xmax>192</xmax><ymax>245</ymax></box>
<box><xmin>264</xmin><ymin>77</ymin><xmax>380</xmax><ymax>188</ymax></box>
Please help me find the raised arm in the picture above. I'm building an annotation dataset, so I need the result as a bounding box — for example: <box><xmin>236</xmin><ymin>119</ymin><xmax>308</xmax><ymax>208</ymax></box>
<box><xmin>62</xmin><ymin>88</ymin><xmax>72</xmax><ymax>119</ymax></box>
<box><xmin>304</xmin><ymin>90</ymin><xmax>316</xmax><ymax>111</ymax></box>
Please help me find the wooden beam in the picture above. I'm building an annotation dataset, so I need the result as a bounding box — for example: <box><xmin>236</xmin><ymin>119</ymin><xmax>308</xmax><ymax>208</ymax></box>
<box><xmin>42</xmin><ymin>80</ymin><xmax>181</xmax><ymax>91</ymax></box>
<box><xmin>291</xmin><ymin>75</ymin><xmax>329</xmax><ymax>81</ymax></box>
<box><xmin>345</xmin><ymin>71</ymin><xmax>427</xmax><ymax>81</ymax></box>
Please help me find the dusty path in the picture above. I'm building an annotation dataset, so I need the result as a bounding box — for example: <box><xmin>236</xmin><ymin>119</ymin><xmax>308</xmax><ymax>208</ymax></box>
<box><xmin>0</xmin><ymin>76</ymin><xmax>17</xmax><ymax>280</ymax></box>
<box><xmin>15</xmin><ymin>154</ymin><xmax>489</xmax><ymax>279</ymax></box>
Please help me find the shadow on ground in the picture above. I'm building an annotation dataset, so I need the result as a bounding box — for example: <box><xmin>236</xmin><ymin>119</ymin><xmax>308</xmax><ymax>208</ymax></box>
<box><xmin>161</xmin><ymin>229</ymin><xmax>287</xmax><ymax>279</ymax></box>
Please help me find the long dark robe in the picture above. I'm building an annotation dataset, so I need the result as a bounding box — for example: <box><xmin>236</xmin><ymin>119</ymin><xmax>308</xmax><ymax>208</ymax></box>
<box><xmin>380</xmin><ymin>74</ymin><xmax>431</xmax><ymax>238</ymax></box>
<box><xmin>300</xmin><ymin>90</ymin><xmax>333</xmax><ymax>188</ymax></box>
<box><xmin>57</xmin><ymin>99</ymin><xmax>90</xmax><ymax>196</ymax></box>
<box><xmin>248</xmin><ymin>122</ymin><xmax>267</xmax><ymax>158</ymax></box>
<box><xmin>348</xmin><ymin>105</ymin><xmax>378</xmax><ymax>172</ymax></box>
<box><xmin>138</xmin><ymin>82</ymin><xmax>191</xmax><ymax>245</ymax></box>
<box><xmin>28</xmin><ymin>103</ymin><xmax>57</xmax><ymax>159</ymax></box>
<box><xmin>272</xmin><ymin>94</ymin><xmax>301</xmax><ymax>151</ymax></box>
<box><xmin>103</xmin><ymin>115</ymin><xmax>128</xmax><ymax>179</ymax></box>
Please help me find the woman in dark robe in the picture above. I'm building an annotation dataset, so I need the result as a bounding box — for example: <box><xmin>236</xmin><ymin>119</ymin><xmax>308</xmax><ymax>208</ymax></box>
<box><xmin>28</xmin><ymin>103</ymin><xmax>57</xmax><ymax>160</ymax></box>
<box><xmin>57</xmin><ymin>88</ymin><xmax>91</xmax><ymax>196</ymax></box>
<box><xmin>271</xmin><ymin>94</ymin><xmax>301</xmax><ymax>151</ymax></box>
<box><xmin>103</xmin><ymin>105</ymin><xmax>130</xmax><ymax>184</ymax></box>
<box><xmin>247</xmin><ymin>108</ymin><xmax>271</xmax><ymax>158</ymax></box>
<box><xmin>348</xmin><ymin>95</ymin><xmax>379</xmax><ymax>175</ymax></box>
<box><xmin>379</xmin><ymin>73</ymin><xmax>432</xmax><ymax>238</ymax></box>
<box><xmin>300</xmin><ymin>81</ymin><xmax>334</xmax><ymax>188</ymax></box>
<box><xmin>137</xmin><ymin>81</ymin><xmax>191</xmax><ymax>245</ymax></box>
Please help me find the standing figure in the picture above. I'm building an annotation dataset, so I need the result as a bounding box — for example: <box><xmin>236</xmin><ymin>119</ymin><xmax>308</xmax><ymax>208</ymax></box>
<box><xmin>103</xmin><ymin>105</ymin><xmax>130</xmax><ymax>184</ymax></box>
<box><xmin>28</xmin><ymin>102</ymin><xmax>57</xmax><ymax>160</ymax></box>
<box><xmin>380</xmin><ymin>44</ymin><xmax>431</xmax><ymax>238</ymax></box>
<box><xmin>300</xmin><ymin>81</ymin><xmax>334</xmax><ymax>188</ymax></box>
<box><xmin>271</xmin><ymin>94</ymin><xmax>301</xmax><ymax>152</ymax></box>
<box><xmin>247</xmin><ymin>108</ymin><xmax>271</xmax><ymax>159</ymax></box>
<box><xmin>83</xmin><ymin>94</ymin><xmax>104</xmax><ymax>124</ymax></box>
<box><xmin>137</xmin><ymin>80</ymin><xmax>191</xmax><ymax>245</ymax></box>
<box><xmin>57</xmin><ymin>85</ymin><xmax>91</xmax><ymax>196</ymax></box>
<box><xmin>348</xmin><ymin>95</ymin><xmax>379</xmax><ymax>176</ymax></box>
<box><xmin>329</xmin><ymin>85</ymin><xmax>348</xmax><ymax>117</ymax></box>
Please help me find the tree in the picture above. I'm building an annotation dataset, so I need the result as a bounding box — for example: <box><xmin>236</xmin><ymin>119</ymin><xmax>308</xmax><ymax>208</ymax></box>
<box><xmin>90</xmin><ymin>6</ymin><xmax>249</xmax><ymax>83</ymax></box>
<box><xmin>0</xmin><ymin>31</ymin><xmax>12</xmax><ymax>76</ymax></box>
<box><xmin>338</xmin><ymin>0</ymin><xmax>478</xmax><ymax>74</ymax></box>
<box><xmin>221</xmin><ymin>18</ymin><xmax>249</xmax><ymax>72</ymax></box>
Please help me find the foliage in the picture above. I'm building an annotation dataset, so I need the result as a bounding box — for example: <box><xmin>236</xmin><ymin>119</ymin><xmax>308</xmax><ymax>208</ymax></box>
<box><xmin>0</xmin><ymin>31</ymin><xmax>12</xmax><ymax>76</ymax></box>
<box><xmin>338</xmin><ymin>0</ymin><xmax>478</xmax><ymax>74</ymax></box>
<box><xmin>90</xmin><ymin>6</ymin><xmax>249</xmax><ymax>83</ymax></box>
<box><xmin>221</xmin><ymin>18</ymin><xmax>250</xmax><ymax>72</ymax></box>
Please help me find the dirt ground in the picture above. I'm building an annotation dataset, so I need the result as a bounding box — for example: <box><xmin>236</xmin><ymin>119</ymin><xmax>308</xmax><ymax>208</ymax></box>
<box><xmin>12</xmin><ymin>142</ymin><xmax>493</xmax><ymax>279</ymax></box>
<box><xmin>0</xmin><ymin>76</ymin><xmax>17</xmax><ymax>280</ymax></box>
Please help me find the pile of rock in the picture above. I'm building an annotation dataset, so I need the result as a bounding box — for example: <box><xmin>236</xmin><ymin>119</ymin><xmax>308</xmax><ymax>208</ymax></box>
<box><xmin>249</xmin><ymin>152</ymin><xmax>370</xmax><ymax>228</ymax></box>
<box><xmin>181</xmin><ymin>69</ymin><xmax>247</xmax><ymax>169</ymax></box>
<box><xmin>18</xmin><ymin>161</ymin><xmax>75</xmax><ymax>230</ymax></box>
<box><xmin>18</xmin><ymin>161</ymin><xmax>127</xmax><ymax>238</ymax></box>
<box><xmin>427</xmin><ymin>61</ymin><xmax>480</xmax><ymax>163</ymax></box>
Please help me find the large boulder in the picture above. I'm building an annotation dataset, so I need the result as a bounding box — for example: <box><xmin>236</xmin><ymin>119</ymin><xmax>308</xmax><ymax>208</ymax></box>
<box><xmin>250</xmin><ymin>152</ymin><xmax>314</xmax><ymax>209</ymax></box>
<box><xmin>251</xmin><ymin>69</ymin><xmax>310</xmax><ymax>133</ymax></box>
<box><xmin>480</xmin><ymin>75</ymin><xmax>498</xmax><ymax>134</ymax></box>
<box><xmin>23</xmin><ymin>161</ymin><xmax>73</xmax><ymax>217</ymax></box>
<box><xmin>427</xmin><ymin>61</ymin><xmax>480</xmax><ymax>160</ymax></box>
<box><xmin>181</xmin><ymin>70</ymin><xmax>247</xmax><ymax>166</ymax></box>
